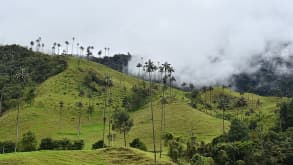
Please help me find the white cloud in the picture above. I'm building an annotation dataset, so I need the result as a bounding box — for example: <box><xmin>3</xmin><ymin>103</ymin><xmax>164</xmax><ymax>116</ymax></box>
<box><xmin>1</xmin><ymin>0</ymin><xmax>293</xmax><ymax>85</ymax></box>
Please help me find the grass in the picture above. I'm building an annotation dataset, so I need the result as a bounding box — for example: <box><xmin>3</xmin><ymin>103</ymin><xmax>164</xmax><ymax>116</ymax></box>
<box><xmin>0</xmin><ymin>147</ymin><xmax>174</xmax><ymax>165</ymax></box>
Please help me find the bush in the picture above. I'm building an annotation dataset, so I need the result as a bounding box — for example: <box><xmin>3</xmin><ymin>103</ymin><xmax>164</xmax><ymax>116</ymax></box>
<box><xmin>129</xmin><ymin>138</ymin><xmax>147</xmax><ymax>151</ymax></box>
<box><xmin>21</xmin><ymin>131</ymin><xmax>37</xmax><ymax>152</ymax></box>
<box><xmin>71</xmin><ymin>140</ymin><xmax>84</xmax><ymax>150</ymax></box>
<box><xmin>40</xmin><ymin>138</ymin><xmax>84</xmax><ymax>150</ymax></box>
<box><xmin>0</xmin><ymin>141</ymin><xmax>15</xmax><ymax>154</ymax></box>
<box><xmin>92</xmin><ymin>140</ymin><xmax>106</xmax><ymax>149</ymax></box>
<box><xmin>39</xmin><ymin>138</ymin><xmax>54</xmax><ymax>150</ymax></box>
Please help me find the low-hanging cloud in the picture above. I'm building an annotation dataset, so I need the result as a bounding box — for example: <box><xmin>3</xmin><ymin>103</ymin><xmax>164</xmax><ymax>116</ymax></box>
<box><xmin>1</xmin><ymin>0</ymin><xmax>293</xmax><ymax>86</ymax></box>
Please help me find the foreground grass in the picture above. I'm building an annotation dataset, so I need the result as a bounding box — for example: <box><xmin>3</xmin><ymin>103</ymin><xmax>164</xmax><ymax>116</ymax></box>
<box><xmin>0</xmin><ymin>147</ymin><xmax>174</xmax><ymax>165</ymax></box>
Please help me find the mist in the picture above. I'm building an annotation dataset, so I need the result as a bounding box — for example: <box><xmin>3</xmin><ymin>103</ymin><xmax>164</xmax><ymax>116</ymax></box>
<box><xmin>1</xmin><ymin>0</ymin><xmax>293</xmax><ymax>86</ymax></box>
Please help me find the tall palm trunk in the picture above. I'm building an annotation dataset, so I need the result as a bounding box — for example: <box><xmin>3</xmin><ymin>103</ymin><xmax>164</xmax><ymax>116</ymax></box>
<box><xmin>149</xmin><ymin>72</ymin><xmax>157</xmax><ymax>165</ymax></box>
<box><xmin>222</xmin><ymin>109</ymin><xmax>225</xmax><ymax>135</ymax></box>
<box><xmin>0</xmin><ymin>93</ymin><xmax>3</xmax><ymax>116</ymax></box>
<box><xmin>102</xmin><ymin>89</ymin><xmax>107</xmax><ymax>147</ymax></box>
<box><xmin>78</xmin><ymin>108</ymin><xmax>81</xmax><ymax>136</ymax></box>
<box><xmin>123</xmin><ymin>130</ymin><xmax>127</xmax><ymax>147</ymax></box>
<box><xmin>59</xmin><ymin>106</ymin><xmax>62</xmax><ymax>130</ymax></box>
<box><xmin>159</xmin><ymin>72</ymin><xmax>164</xmax><ymax>158</ymax></box>
<box><xmin>15</xmin><ymin>98</ymin><xmax>20</xmax><ymax>152</ymax></box>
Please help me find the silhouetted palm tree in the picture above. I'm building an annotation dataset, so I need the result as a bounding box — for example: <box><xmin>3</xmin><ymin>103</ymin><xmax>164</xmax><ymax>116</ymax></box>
<box><xmin>30</xmin><ymin>41</ymin><xmax>34</xmax><ymax>50</ymax></box>
<box><xmin>72</xmin><ymin>37</ymin><xmax>75</xmax><ymax>55</ymax></box>
<box><xmin>143</xmin><ymin>59</ymin><xmax>158</xmax><ymax>164</ymax></box>
<box><xmin>77</xmin><ymin>89</ymin><xmax>84</xmax><ymax>137</ymax></box>
<box><xmin>65</xmin><ymin>41</ymin><xmax>69</xmax><ymax>54</ymax></box>
<box><xmin>15</xmin><ymin>67</ymin><xmax>28</xmax><ymax>152</ymax></box>
<box><xmin>57</xmin><ymin>43</ymin><xmax>61</xmax><ymax>55</ymax></box>
<box><xmin>59</xmin><ymin>101</ymin><xmax>64</xmax><ymax>130</ymax></box>
<box><xmin>136</xmin><ymin>63</ymin><xmax>142</xmax><ymax>78</ymax></box>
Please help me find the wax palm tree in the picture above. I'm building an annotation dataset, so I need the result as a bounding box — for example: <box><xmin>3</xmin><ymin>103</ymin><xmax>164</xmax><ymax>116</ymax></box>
<box><xmin>97</xmin><ymin>50</ymin><xmax>102</xmax><ymax>58</ymax></box>
<box><xmin>30</xmin><ymin>41</ymin><xmax>34</xmax><ymax>50</ymax></box>
<box><xmin>136</xmin><ymin>63</ymin><xmax>142</xmax><ymax>78</ymax></box>
<box><xmin>15</xmin><ymin>67</ymin><xmax>28</xmax><ymax>152</ymax></box>
<box><xmin>167</xmin><ymin>66</ymin><xmax>174</xmax><ymax>96</ymax></box>
<box><xmin>59</xmin><ymin>101</ymin><xmax>64</xmax><ymax>130</ymax></box>
<box><xmin>77</xmin><ymin>89</ymin><xmax>84</xmax><ymax>137</ymax></box>
<box><xmin>57</xmin><ymin>43</ymin><xmax>61</xmax><ymax>55</ymax></box>
<box><xmin>143</xmin><ymin>59</ymin><xmax>158</xmax><ymax>164</ymax></box>
<box><xmin>76</xmin><ymin>43</ymin><xmax>80</xmax><ymax>55</ymax></box>
<box><xmin>65</xmin><ymin>41</ymin><xmax>69</xmax><ymax>54</ymax></box>
<box><xmin>169</xmin><ymin>76</ymin><xmax>176</xmax><ymax>96</ymax></box>
<box><xmin>72</xmin><ymin>37</ymin><xmax>75</xmax><ymax>55</ymax></box>
<box><xmin>218</xmin><ymin>96</ymin><xmax>229</xmax><ymax>135</ymax></box>
<box><xmin>41</xmin><ymin>43</ymin><xmax>45</xmax><ymax>52</ymax></box>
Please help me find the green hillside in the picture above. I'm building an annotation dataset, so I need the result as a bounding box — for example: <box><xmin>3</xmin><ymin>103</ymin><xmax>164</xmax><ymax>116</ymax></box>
<box><xmin>0</xmin><ymin>147</ymin><xmax>174</xmax><ymax>165</ymax></box>
<box><xmin>0</xmin><ymin>50</ymin><xmax>287</xmax><ymax>164</ymax></box>
<box><xmin>0</xmin><ymin>56</ymin><xmax>227</xmax><ymax>151</ymax></box>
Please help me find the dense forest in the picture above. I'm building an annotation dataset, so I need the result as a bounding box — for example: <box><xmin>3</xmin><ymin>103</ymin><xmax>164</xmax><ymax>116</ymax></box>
<box><xmin>0</xmin><ymin>45</ymin><xmax>66</xmax><ymax>115</ymax></box>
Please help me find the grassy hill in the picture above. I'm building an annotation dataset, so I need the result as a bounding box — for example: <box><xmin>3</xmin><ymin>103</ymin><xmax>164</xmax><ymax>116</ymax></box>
<box><xmin>0</xmin><ymin>147</ymin><xmax>174</xmax><ymax>165</ymax></box>
<box><xmin>0</xmin><ymin>52</ymin><xmax>286</xmax><ymax>164</ymax></box>
<box><xmin>0</xmin><ymin>56</ymin><xmax>227</xmax><ymax>151</ymax></box>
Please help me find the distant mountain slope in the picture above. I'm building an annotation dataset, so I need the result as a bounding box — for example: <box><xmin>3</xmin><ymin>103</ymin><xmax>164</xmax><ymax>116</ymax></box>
<box><xmin>232</xmin><ymin>43</ymin><xmax>293</xmax><ymax>97</ymax></box>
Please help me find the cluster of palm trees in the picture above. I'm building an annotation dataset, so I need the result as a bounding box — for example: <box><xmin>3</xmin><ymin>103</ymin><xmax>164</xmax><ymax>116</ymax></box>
<box><xmin>136</xmin><ymin>59</ymin><xmax>176</xmax><ymax>164</ymax></box>
<box><xmin>29</xmin><ymin>37</ymin><xmax>107</xmax><ymax>59</ymax></box>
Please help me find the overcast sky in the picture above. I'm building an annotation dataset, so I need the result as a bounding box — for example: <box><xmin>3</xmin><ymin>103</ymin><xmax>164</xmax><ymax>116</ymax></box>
<box><xmin>1</xmin><ymin>0</ymin><xmax>293</xmax><ymax>85</ymax></box>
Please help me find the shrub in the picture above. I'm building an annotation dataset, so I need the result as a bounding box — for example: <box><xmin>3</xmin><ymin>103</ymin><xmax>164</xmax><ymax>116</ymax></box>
<box><xmin>39</xmin><ymin>138</ymin><xmax>54</xmax><ymax>150</ymax></box>
<box><xmin>92</xmin><ymin>140</ymin><xmax>106</xmax><ymax>149</ymax></box>
<box><xmin>71</xmin><ymin>140</ymin><xmax>84</xmax><ymax>150</ymax></box>
<box><xmin>129</xmin><ymin>138</ymin><xmax>147</xmax><ymax>151</ymax></box>
<box><xmin>21</xmin><ymin>131</ymin><xmax>37</xmax><ymax>152</ymax></box>
<box><xmin>0</xmin><ymin>141</ymin><xmax>15</xmax><ymax>154</ymax></box>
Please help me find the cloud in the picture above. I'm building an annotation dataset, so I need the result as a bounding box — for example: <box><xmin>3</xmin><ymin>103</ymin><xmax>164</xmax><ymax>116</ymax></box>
<box><xmin>1</xmin><ymin>0</ymin><xmax>293</xmax><ymax>86</ymax></box>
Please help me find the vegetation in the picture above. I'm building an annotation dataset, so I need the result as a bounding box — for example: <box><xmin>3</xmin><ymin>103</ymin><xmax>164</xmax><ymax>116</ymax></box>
<box><xmin>0</xmin><ymin>44</ymin><xmax>292</xmax><ymax>164</ymax></box>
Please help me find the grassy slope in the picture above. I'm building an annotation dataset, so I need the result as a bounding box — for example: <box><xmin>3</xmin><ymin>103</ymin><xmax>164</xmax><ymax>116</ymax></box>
<box><xmin>0</xmin><ymin>57</ymin><xmax>226</xmax><ymax>151</ymax></box>
<box><xmin>0</xmin><ymin>147</ymin><xmax>174</xmax><ymax>165</ymax></box>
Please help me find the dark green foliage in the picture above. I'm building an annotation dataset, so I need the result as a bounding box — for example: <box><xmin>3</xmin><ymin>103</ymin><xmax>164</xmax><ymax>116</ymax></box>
<box><xmin>92</xmin><ymin>140</ymin><xmax>106</xmax><ymax>149</ymax></box>
<box><xmin>84</xmin><ymin>71</ymin><xmax>111</xmax><ymax>92</ymax></box>
<box><xmin>217</xmin><ymin>94</ymin><xmax>231</xmax><ymax>110</ymax></box>
<box><xmin>279</xmin><ymin>99</ymin><xmax>293</xmax><ymax>130</ymax></box>
<box><xmin>112</xmin><ymin>110</ymin><xmax>133</xmax><ymax>147</ymax></box>
<box><xmin>0</xmin><ymin>141</ymin><xmax>16</xmax><ymax>154</ymax></box>
<box><xmin>40</xmin><ymin>138</ymin><xmax>84</xmax><ymax>150</ymax></box>
<box><xmin>39</xmin><ymin>138</ymin><xmax>54</xmax><ymax>150</ymax></box>
<box><xmin>168</xmin><ymin>137</ymin><xmax>185</xmax><ymax>163</ymax></box>
<box><xmin>21</xmin><ymin>131</ymin><xmax>37</xmax><ymax>152</ymax></box>
<box><xmin>235</xmin><ymin>96</ymin><xmax>248</xmax><ymax>108</ymax></box>
<box><xmin>228</xmin><ymin>119</ymin><xmax>249</xmax><ymax>141</ymax></box>
<box><xmin>92</xmin><ymin>54</ymin><xmax>131</xmax><ymax>72</ymax></box>
<box><xmin>71</xmin><ymin>140</ymin><xmax>84</xmax><ymax>150</ymax></box>
<box><xmin>122</xmin><ymin>85</ymin><xmax>149</xmax><ymax>111</ymax></box>
<box><xmin>129</xmin><ymin>138</ymin><xmax>147</xmax><ymax>151</ymax></box>
<box><xmin>0</xmin><ymin>45</ymin><xmax>66</xmax><ymax>112</ymax></box>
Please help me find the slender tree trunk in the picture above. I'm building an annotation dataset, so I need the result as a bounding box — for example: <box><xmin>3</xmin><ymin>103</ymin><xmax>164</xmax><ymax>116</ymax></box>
<box><xmin>160</xmin><ymin>102</ymin><xmax>164</xmax><ymax>158</ymax></box>
<box><xmin>15</xmin><ymin>98</ymin><xmax>20</xmax><ymax>152</ymax></box>
<box><xmin>78</xmin><ymin>108</ymin><xmax>81</xmax><ymax>137</ymax></box>
<box><xmin>222</xmin><ymin>109</ymin><xmax>225</xmax><ymax>135</ymax></box>
<box><xmin>102</xmin><ymin>91</ymin><xmax>107</xmax><ymax>147</ymax></box>
<box><xmin>159</xmin><ymin>72</ymin><xmax>165</xmax><ymax>158</ymax></box>
<box><xmin>149</xmin><ymin>72</ymin><xmax>157</xmax><ymax>165</ymax></box>
<box><xmin>124</xmin><ymin>130</ymin><xmax>126</xmax><ymax>147</ymax></box>
<box><xmin>59</xmin><ymin>106</ymin><xmax>62</xmax><ymax>130</ymax></box>
<box><xmin>0</xmin><ymin>93</ymin><xmax>3</xmax><ymax>117</ymax></box>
